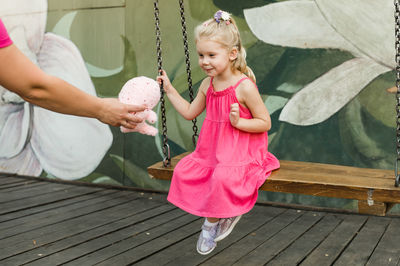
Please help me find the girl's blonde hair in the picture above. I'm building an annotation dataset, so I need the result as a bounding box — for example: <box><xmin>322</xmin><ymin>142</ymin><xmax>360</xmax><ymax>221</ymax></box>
<box><xmin>194</xmin><ymin>11</ymin><xmax>256</xmax><ymax>83</ymax></box>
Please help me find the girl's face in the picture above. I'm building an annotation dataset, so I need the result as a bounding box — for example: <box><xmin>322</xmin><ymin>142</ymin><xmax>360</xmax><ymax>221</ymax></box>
<box><xmin>196</xmin><ymin>39</ymin><xmax>235</xmax><ymax>77</ymax></box>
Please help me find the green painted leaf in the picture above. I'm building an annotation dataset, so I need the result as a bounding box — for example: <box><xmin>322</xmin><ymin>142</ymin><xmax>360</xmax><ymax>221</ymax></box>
<box><xmin>92</xmin><ymin>36</ymin><xmax>138</xmax><ymax>97</ymax></box>
<box><xmin>358</xmin><ymin>71</ymin><xmax>396</xmax><ymax>128</ymax></box>
<box><xmin>213</xmin><ymin>0</ymin><xmax>276</xmax><ymax>17</ymax></box>
<box><xmin>338</xmin><ymin>98</ymin><xmax>394</xmax><ymax>169</ymax></box>
<box><xmin>262</xmin><ymin>48</ymin><xmax>353</xmax><ymax>96</ymax></box>
<box><xmin>110</xmin><ymin>154</ymin><xmax>169</xmax><ymax>190</ymax></box>
<box><xmin>93</xmin><ymin>176</ymin><xmax>123</xmax><ymax>186</ymax></box>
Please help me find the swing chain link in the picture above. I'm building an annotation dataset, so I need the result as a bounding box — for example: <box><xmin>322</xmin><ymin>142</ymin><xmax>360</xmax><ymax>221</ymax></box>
<box><xmin>179</xmin><ymin>0</ymin><xmax>199</xmax><ymax>147</ymax></box>
<box><xmin>154</xmin><ymin>0</ymin><xmax>171</xmax><ymax>167</ymax></box>
<box><xmin>395</xmin><ymin>0</ymin><xmax>400</xmax><ymax>186</ymax></box>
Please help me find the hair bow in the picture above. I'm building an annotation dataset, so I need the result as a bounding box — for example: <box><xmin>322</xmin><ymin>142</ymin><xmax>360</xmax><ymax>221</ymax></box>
<box><xmin>214</xmin><ymin>10</ymin><xmax>231</xmax><ymax>24</ymax></box>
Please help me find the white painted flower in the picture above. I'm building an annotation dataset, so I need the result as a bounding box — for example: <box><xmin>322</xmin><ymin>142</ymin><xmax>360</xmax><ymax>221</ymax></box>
<box><xmin>244</xmin><ymin>0</ymin><xmax>393</xmax><ymax>125</ymax></box>
<box><xmin>220</xmin><ymin>11</ymin><xmax>230</xmax><ymax>21</ymax></box>
<box><xmin>0</xmin><ymin>0</ymin><xmax>112</xmax><ymax>179</ymax></box>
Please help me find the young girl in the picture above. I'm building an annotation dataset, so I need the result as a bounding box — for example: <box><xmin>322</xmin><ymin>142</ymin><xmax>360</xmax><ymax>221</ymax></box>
<box><xmin>157</xmin><ymin>10</ymin><xmax>280</xmax><ymax>255</ymax></box>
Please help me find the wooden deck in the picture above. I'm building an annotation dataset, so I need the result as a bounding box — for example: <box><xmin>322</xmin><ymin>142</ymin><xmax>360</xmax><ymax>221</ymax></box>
<box><xmin>1</xmin><ymin>173</ymin><xmax>400</xmax><ymax>266</ymax></box>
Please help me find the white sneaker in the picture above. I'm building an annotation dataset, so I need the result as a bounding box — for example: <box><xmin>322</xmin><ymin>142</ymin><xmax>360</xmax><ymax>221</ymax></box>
<box><xmin>196</xmin><ymin>224</ymin><xmax>217</xmax><ymax>255</ymax></box>
<box><xmin>214</xmin><ymin>215</ymin><xmax>242</xmax><ymax>242</ymax></box>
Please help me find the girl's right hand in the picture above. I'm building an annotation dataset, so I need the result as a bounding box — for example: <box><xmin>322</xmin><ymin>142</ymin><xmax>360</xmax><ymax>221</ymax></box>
<box><xmin>230</xmin><ymin>103</ymin><xmax>240</xmax><ymax>127</ymax></box>
<box><xmin>156</xmin><ymin>70</ymin><xmax>173</xmax><ymax>93</ymax></box>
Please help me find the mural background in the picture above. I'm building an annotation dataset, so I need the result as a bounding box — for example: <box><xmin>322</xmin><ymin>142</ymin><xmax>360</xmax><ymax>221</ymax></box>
<box><xmin>0</xmin><ymin>0</ymin><xmax>397</xmax><ymax>212</ymax></box>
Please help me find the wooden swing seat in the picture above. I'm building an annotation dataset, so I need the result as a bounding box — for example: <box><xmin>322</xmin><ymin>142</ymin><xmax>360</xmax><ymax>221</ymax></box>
<box><xmin>148</xmin><ymin>152</ymin><xmax>400</xmax><ymax>216</ymax></box>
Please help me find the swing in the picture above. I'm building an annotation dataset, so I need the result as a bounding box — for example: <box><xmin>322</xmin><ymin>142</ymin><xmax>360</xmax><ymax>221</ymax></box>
<box><xmin>147</xmin><ymin>0</ymin><xmax>400</xmax><ymax>216</ymax></box>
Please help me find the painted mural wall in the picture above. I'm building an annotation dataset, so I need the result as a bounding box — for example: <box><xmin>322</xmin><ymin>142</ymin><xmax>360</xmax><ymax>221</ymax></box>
<box><xmin>0</xmin><ymin>0</ymin><xmax>397</xmax><ymax>210</ymax></box>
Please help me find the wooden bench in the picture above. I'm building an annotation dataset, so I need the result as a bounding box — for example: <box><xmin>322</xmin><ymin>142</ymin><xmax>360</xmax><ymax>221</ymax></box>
<box><xmin>148</xmin><ymin>152</ymin><xmax>400</xmax><ymax>216</ymax></box>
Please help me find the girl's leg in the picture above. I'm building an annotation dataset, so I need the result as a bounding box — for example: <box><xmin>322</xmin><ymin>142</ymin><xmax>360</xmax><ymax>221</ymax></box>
<box><xmin>207</xmin><ymin>217</ymin><xmax>220</xmax><ymax>223</ymax></box>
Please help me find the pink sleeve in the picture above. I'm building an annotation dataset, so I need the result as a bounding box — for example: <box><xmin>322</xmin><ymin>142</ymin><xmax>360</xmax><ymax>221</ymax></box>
<box><xmin>0</xmin><ymin>19</ymin><xmax>13</xmax><ymax>48</ymax></box>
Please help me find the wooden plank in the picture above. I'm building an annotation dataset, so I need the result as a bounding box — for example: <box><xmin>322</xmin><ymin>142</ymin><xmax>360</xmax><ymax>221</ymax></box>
<box><xmin>358</xmin><ymin>200</ymin><xmax>393</xmax><ymax>216</ymax></box>
<box><xmin>366</xmin><ymin>219</ymin><xmax>400</xmax><ymax>266</ymax></box>
<box><xmin>137</xmin><ymin>205</ymin><xmax>286</xmax><ymax>266</ymax></box>
<box><xmin>0</xmin><ymin>176</ymin><xmax>34</xmax><ymax>186</ymax></box>
<box><xmin>262</xmin><ymin>182</ymin><xmax>400</xmax><ymax>205</ymax></box>
<box><xmin>264</xmin><ymin>168</ymin><xmax>395</xmax><ymax>190</ymax></box>
<box><xmin>0</xmin><ymin>190</ymin><xmax>146</xmax><ymax>239</ymax></box>
<box><xmin>0</xmin><ymin>194</ymin><xmax>137</xmax><ymax>248</ymax></box>
<box><xmin>232</xmin><ymin>211</ymin><xmax>324</xmax><ymax>265</ymax></box>
<box><xmin>148</xmin><ymin>154</ymin><xmax>400</xmax><ymax>205</ymax></box>
<box><xmin>13</xmin><ymin>204</ymin><xmax>175</xmax><ymax>266</ymax></box>
<box><xmin>66</xmin><ymin>213</ymin><xmax>200</xmax><ymax>265</ymax></box>
<box><xmin>0</xmin><ymin>179</ymin><xmax>39</xmax><ymax>190</ymax></box>
<box><xmin>200</xmin><ymin>209</ymin><xmax>302</xmax><ymax>266</ymax></box>
<box><xmin>276</xmin><ymin>160</ymin><xmax>393</xmax><ymax>179</ymax></box>
<box><xmin>0</xmin><ymin>185</ymin><xmax>104</xmax><ymax>216</ymax></box>
<box><xmin>94</xmin><ymin>218</ymin><xmax>203</xmax><ymax>266</ymax></box>
<box><xmin>0</xmin><ymin>196</ymin><xmax>160</xmax><ymax>261</ymax></box>
<box><xmin>0</xmin><ymin>177</ymin><xmax>17</xmax><ymax>185</ymax></box>
<box><xmin>0</xmin><ymin>173</ymin><xmax>15</xmax><ymax>177</ymax></box>
<box><xmin>266</xmin><ymin>214</ymin><xmax>342</xmax><ymax>266</ymax></box>
<box><xmin>0</xmin><ymin>190</ymin><xmax>127</xmax><ymax>239</ymax></box>
<box><xmin>147</xmin><ymin>153</ymin><xmax>187</xmax><ymax>180</ymax></box>
<box><xmin>300</xmin><ymin>214</ymin><xmax>368</xmax><ymax>266</ymax></box>
<box><xmin>148</xmin><ymin>154</ymin><xmax>394</xmax><ymax>181</ymax></box>
<box><xmin>0</xmin><ymin>186</ymin><xmax>108</xmax><ymax>223</ymax></box>
<box><xmin>264</xmin><ymin>174</ymin><xmax>394</xmax><ymax>190</ymax></box>
<box><xmin>334</xmin><ymin>217</ymin><xmax>391</xmax><ymax>266</ymax></box>
<box><xmin>0</xmin><ymin>182</ymin><xmax>76</xmax><ymax>203</ymax></box>
<box><xmin>0</xmin><ymin>189</ymin><xmax>114</xmax><ymax>227</ymax></box>
<box><xmin>0</xmin><ymin>180</ymin><xmax>50</xmax><ymax>193</ymax></box>
<box><xmin>260</xmin><ymin>165</ymin><xmax>400</xmax><ymax>204</ymax></box>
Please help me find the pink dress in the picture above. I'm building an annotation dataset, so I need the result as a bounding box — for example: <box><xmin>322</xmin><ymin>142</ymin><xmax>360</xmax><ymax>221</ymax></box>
<box><xmin>167</xmin><ymin>77</ymin><xmax>280</xmax><ymax>218</ymax></box>
<box><xmin>0</xmin><ymin>19</ymin><xmax>13</xmax><ymax>48</ymax></box>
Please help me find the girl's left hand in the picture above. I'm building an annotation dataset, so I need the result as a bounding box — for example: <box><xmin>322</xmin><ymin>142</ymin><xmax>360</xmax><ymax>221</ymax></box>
<box><xmin>230</xmin><ymin>103</ymin><xmax>240</xmax><ymax>127</ymax></box>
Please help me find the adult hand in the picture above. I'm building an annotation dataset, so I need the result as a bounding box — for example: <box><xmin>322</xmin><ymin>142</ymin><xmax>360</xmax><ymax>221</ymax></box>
<box><xmin>98</xmin><ymin>98</ymin><xmax>147</xmax><ymax>128</ymax></box>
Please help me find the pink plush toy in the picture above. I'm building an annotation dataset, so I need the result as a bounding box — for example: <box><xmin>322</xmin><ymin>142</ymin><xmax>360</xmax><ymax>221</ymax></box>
<box><xmin>118</xmin><ymin>76</ymin><xmax>160</xmax><ymax>136</ymax></box>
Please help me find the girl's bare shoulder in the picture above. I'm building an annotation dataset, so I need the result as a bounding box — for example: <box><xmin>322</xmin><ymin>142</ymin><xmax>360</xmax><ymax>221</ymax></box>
<box><xmin>198</xmin><ymin>76</ymin><xmax>211</xmax><ymax>95</ymax></box>
<box><xmin>236</xmin><ymin>78</ymin><xmax>258</xmax><ymax>96</ymax></box>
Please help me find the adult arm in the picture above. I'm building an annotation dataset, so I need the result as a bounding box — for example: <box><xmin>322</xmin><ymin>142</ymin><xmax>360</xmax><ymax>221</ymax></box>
<box><xmin>0</xmin><ymin>44</ymin><xmax>146</xmax><ymax>128</ymax></box>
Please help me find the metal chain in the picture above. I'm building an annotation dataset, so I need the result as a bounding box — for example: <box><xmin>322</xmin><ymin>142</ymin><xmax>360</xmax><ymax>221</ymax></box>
<box><xmin>154</xmin><ymin>0</ymin><xmax>171</xmax><ymax>167</ymax></box>
<box><xmin>179</xmin><ymin>0</ymin><xmax>198</xmax><ymax>147</ymax></box>
<box><xmin>395</xmin><ymin>0</ymin><xmax>400</xmax><ymax>186</ymax></box>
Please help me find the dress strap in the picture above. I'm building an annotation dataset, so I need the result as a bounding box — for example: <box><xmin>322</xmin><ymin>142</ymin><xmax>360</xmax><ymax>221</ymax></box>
<box><xmin>232</xmin><ymin>77</ymin><xmax>250</xmax><ymax>89</ymax></box>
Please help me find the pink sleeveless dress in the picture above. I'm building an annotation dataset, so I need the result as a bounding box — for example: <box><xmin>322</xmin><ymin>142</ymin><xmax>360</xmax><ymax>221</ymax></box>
<box><xmin>167</xmin><ymin>77</ymin><xmax>280</xmax><ymax>218</ymax></box>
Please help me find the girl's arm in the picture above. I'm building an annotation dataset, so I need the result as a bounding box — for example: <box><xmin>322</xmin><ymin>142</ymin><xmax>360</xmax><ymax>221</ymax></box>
<box><xmin>157</xmin><ymin>70</ymin><xmax>207</xmax><ymax>120</ymax></box>
<box><xmin>0</xmin><ymin>44</ymin><xmax>146</xmax><ymax>128</ymax></box>
<box><xmin>230</xmin><ymin>80</ymin><xmax>271</xmax><ymax>133</ymax></box>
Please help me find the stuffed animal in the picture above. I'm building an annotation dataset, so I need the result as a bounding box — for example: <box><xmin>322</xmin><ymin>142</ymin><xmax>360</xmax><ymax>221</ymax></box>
<box><xmin>118</xmin><ymin>76</ymin><xmax>160</xmax><ymax>136</ymax></box>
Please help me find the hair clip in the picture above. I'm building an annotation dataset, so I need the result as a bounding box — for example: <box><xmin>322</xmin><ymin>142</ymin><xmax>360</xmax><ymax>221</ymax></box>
<box><xmin>214</xmin><ymin>10</ymin><xmax>231</xmax><ymax>24</ymax></box>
